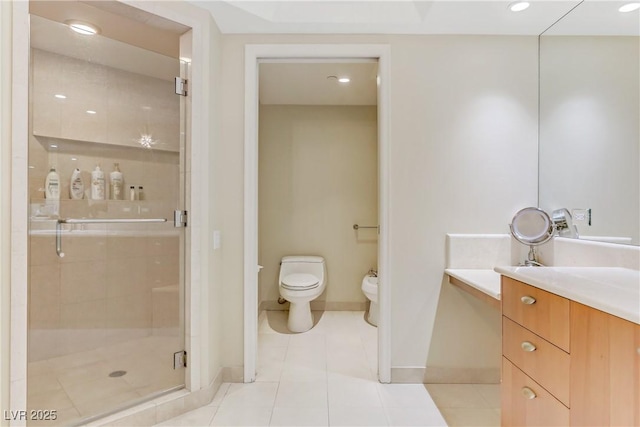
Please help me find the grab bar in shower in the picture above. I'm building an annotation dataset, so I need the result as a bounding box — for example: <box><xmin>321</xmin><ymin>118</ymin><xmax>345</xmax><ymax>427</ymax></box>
<box><xmin>353</xmin><ymin>224</ymin><xmax>378</xmax><ymax>230</ymax></box>
<box><xmin>55</xmin><ymin>218</ymin><xmax>167</xmax><ymax>257</ymax></box>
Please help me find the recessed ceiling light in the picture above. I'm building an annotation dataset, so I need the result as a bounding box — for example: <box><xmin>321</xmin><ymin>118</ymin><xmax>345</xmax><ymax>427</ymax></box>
<box><xmin>49</xmin><ymin>144</ymin><xmax>58</xmax><ymax>149</ymax></box>
<box><xmin>619</xmin><ymin>2</ymin><xmax>640</xmax><ymax>12</ymax></box>
<box><xmin>66</xmin><ymin>20</ymin><xmax>100</xmax><ymax>36</ymax></box>
<box><xmin>509</xmin><ymin>1</ymin><xmax>530</xmax><ymax>12</ymax></box>
<box><xmin>86</xmin><ymin>110</ymin><xmax>97</xmax><ymax>114</ymax></box>
<box><xmin>54</xmin><ymin>94</ymin><xmax>66</xmax><ymax>99</ymax></box>
<box><xmin>338</xmin><ymin>77</ymin><xmax>350</xmax><ymax>83</ymax></box>
<box><xmin>71</xmin><ymin>157</ymin><xmax>78</xmax><ymax>161</ymax></box>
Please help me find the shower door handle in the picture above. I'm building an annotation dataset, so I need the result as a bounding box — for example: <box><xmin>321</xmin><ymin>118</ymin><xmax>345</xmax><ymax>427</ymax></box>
<box><xmin>55</xmin><ymin>217</ymin><xmax>167</xmax><ymax>257</ymax></box>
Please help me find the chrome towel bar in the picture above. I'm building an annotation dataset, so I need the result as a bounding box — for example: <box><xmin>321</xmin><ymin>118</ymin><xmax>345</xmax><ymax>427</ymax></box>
<box><xmin>55</xmin><ymin>218</ymin><xmax>167</xmax><ymax>257</ymax></box>
<box><xmin>353</xmin><ymin>224</ymin><xmax>378</xmax><ymax>230</ymax></box>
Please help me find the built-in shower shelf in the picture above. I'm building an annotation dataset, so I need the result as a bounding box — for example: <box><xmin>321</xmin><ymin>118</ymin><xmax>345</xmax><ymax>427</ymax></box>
<box><xmin>34</xmin><ymin>133</ymin><xmax>180</xmax><ymax>157</ymax></box>
<box><xmin>29</xmin><ymin>198</ymin><xmax>175</xmax><ymax>222</ymax></box>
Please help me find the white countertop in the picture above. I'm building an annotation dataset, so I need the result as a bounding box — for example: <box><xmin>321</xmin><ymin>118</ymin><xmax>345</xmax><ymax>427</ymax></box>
<box><xmin>444</xmin><ymin>269</ymin><xmax>501</xmax><ymax>300</ymax></box>
<box><xmin>495</xmin><ymin>266</ymin><xmax>640</xmax><ymax>325</ymax></box>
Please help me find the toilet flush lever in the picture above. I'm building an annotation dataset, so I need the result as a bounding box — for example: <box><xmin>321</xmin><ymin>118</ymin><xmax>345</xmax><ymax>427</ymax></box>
<box><xmin>257</xmin><ymin>265</ymin><xmax>264</xmax><ymax>273</ymax></box>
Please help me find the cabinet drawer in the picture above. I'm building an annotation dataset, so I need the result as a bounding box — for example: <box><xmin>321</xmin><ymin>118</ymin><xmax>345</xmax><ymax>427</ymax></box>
<box><xmin>502</xmin><ymin>357</ymin><xmax>570</xmax><ymax>427</ymax></box>
<box><xmin>503</xmin><ymin>316</ymin><xmax>570</xmax><ymax>406</ymax></box>
<box><xmin>502</xmin><ymin>276</ymin><xmax>570</xmax><ymax>352</ymax></box>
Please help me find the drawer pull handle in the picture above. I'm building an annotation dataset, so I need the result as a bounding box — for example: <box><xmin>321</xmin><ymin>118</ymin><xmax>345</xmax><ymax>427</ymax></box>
<box><xmin>521</xmin><ymin>387</ymin><xmax>537</xmax><ymax>400</ymax></box>
<box><xmin>521</xmin><ymin>341</ymin><xmax>537</xmax><ymax>352</ymax></box>
<box><xmin>520</xmin><ymin>295</ymin><xmax>536</xmax><ymax>305</ymax></box>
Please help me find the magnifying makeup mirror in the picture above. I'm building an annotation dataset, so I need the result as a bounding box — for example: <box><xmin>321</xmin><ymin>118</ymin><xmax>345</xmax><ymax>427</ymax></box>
<box><xmin>510</xmin><ymin>207</ymin><xmax>555</xmax><ymax>266</ymax></box>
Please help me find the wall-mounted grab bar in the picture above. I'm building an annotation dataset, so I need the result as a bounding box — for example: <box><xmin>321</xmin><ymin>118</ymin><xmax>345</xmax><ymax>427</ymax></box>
<box><xmin>353</xmin><ymin>224</ymin><xmax>378</xmax><ymax>230</ymax></box>
<box><xmin>55</xmin><ymin>218</ymin><xmax>167</xmax><ymax>257</ymax></box>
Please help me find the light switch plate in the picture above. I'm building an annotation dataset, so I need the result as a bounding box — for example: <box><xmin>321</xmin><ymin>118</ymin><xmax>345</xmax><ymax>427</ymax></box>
<box><xmin>213</xmin><ymin>230</ymin><xmax>221</xmax><ymax>250</ymax></box>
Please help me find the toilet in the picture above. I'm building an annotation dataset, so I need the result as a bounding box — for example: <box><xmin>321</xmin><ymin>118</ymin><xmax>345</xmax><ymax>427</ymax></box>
<box><xmin>361</xmin><ymin>273</ymin><xmax>379</xmax><ymax>326</ymax></box>
<box><xmin>278</xmin><ymin>256</ymin><xmax>327</xmax><ymax>333</ymax></box>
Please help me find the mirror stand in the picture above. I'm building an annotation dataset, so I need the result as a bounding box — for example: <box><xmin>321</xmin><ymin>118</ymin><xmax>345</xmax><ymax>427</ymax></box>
<box><xmin>524</xmin><ymin>246</ymin><xmax>543</xmax><ymax>267</ymax></box>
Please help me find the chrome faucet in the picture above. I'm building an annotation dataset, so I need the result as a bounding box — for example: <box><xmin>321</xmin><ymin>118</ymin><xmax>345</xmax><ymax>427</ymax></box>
<box><xmin>368</xmin><ymin>268</ymin><xmax>378</xmax><ymax>277</ymax></box>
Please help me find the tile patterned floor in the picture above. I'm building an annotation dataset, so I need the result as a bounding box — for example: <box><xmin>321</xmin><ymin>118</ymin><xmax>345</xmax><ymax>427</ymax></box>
<box><xmin>27</xmin><ymin>335</ymin><xmax>183</xmax><ymax>426</ymax></box>
<box><xmin>155</xmin><ymin>311</ymin><xmax>500</xmax><ymax>427</ymax></box>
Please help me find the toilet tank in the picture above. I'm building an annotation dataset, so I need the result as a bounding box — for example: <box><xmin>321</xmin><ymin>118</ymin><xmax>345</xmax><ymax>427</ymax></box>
<box><xmin>280</xmin><ymin>256</ymin><xmax>325</xmax><ymax>279</ymax></box>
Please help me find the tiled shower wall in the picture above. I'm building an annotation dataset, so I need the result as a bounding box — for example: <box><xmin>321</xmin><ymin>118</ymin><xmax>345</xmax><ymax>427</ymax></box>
<box><xmin>28</xmin><ymin>47</ymin><xmax>182</xmax><ymax>362</ymax></box>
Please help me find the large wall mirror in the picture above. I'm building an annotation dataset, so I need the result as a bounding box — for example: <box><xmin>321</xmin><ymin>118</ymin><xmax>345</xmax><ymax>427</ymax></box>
<box><xmin>539</xmin><ymin>1</ymin><xmax>639</xmax><ymax>245</ymax></box>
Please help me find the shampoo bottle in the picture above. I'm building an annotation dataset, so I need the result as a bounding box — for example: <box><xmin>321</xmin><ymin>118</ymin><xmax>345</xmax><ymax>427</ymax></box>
<box><xmin>91</xmin><ymin>165</ymin><xmax>105</xmax><ymax>200</ymax></box>
<box><xmin>110</xmin><ymin>163</ymin><xmax>123</xmax><ymax>200</ymax></box>
<box><xmin>45</xmin><ymin>166</ymin><xmax>60</xmax><ymax>200</ymax></box>
<box><xmin>70</xmin><ymin>168</ymin><xmax>84</xmax><ymax>200</ymax></box>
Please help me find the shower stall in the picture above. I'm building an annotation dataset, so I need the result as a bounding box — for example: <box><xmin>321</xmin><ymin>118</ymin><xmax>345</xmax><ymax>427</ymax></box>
<box><xmin>26</xmin><ymin>4</ymin><xmax>189</xmax><ymax>424</ymax></box>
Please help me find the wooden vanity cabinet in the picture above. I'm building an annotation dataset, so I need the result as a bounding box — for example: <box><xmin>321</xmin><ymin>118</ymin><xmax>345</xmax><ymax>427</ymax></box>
<box><xmin>570</xmin><ymin>302</ymin><xmax>640</xmax><ymax>426</ymax></box>
<box><xmin>501</xmin><ymin>276</ymin><xmax>640</xmax><ymax>426</ymax></box>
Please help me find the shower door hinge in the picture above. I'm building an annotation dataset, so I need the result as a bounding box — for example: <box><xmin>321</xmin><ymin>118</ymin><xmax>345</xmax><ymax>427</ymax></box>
<box><xmin>174</xmin><ymin>77</ymin><xmax>188</xmax><ymax>96</ymax></box>
<box><xmin>174</xmin><ymin>210</ymin><xmax>188</xmax><ymax>228</ymax></box>
<box><xmin>174</xmin><ymin>350</ymin><xmax>187</xmax><ymax>369</ymax></box>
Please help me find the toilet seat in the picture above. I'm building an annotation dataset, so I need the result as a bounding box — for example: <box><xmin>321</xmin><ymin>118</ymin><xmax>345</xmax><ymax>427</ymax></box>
<box><xmin>281</xmin><ymin>273</ymin><xmax>319</xmax><ymax>291</ymax></box>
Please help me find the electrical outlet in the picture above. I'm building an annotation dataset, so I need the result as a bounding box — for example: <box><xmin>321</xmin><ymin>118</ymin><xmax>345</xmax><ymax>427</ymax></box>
<box><xmin>572</xmin><ymin>208</ymin><xmax>591</xmax><ymax>226</ymax></box>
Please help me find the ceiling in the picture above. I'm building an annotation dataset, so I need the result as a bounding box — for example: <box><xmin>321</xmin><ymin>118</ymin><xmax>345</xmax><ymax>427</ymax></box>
<box><xmin>544</xmin><ymin>0</ymin><xmax>640</xmax><ymax>36</ymax></box>
<box><xmin>30</xmin><ymin>15</ymin><xmax>179</xmax><ymax>81</ymax></box>
<box><xmin>27</xmin><ymin>0</ymin><xmax>639</xmax><ymax>87</ymax></box>
<box><xmin>191</xmin><ymin>0</ymin><xmax>585</xmax><ymax>35</ymax></box>
<box><xmin>30</xmin><ymin>0</ymin><xmax>188</xmax><ymax>58</ymax></box>
<box><xmin>259</xmin><ymin>62</ymin><xmax>378</xmax><ymax>105</ymax></box>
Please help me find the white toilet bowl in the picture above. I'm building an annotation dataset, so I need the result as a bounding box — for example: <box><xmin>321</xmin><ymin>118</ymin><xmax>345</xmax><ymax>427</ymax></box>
<box><xmin>361</xmin><ymin>274</ymin><xmax>378</xmax><ymax>326</ymax></box>
<box><xmin>279</xmin><ymin>256</ymin><xmax>326</xmax><ymax>333</ymax></box>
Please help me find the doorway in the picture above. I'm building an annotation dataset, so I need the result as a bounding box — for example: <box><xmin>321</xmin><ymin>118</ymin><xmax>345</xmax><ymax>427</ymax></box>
<box><xmin>243</xmin><ymin>44</ymin><xmax>391</xmax><ymax>384</ymax></box>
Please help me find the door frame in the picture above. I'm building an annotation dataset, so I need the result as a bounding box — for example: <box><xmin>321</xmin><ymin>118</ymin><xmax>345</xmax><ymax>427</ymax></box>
<box><xmin>243</xmin><ymin>44</ymin><xmax>391</xmax><ymax>383</ymax></box>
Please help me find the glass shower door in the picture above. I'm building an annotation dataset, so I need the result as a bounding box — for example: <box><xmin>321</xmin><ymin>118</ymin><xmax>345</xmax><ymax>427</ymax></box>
<box><xmin>27</xmin><ymin>9</ymin><xmax>186</xmax><ymax>425</ymax></box>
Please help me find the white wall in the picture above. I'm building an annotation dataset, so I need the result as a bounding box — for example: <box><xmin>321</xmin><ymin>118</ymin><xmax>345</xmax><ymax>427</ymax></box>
<box><xmin>539</xmin><ymin>36</ymin><xmax>639</xmax><ymax>244</ymax></box>
<box><xmin>219</xmin><ymin>34</ymin><xmax>538</xmax><ymax>380</ymax></box>
<box><xmin>1</xmin><ymin>1</ymin><xmax>12</xmax><ymax>422</ymax></box>
<box><xmin>258</xmin><ymin>105</ymin><xmax>378</xmax><ymax>309</ymax></box>
<box><xmin>205</xmin><ymin>12</ymin><xmax>224</xmax><ymax>387</ymax></box>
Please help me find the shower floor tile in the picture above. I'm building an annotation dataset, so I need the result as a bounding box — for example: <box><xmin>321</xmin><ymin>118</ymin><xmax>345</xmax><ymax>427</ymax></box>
<box><xmin>27</xmin><ymin>334</ymin><xmax>183</xmax><ymax>426</ymax></box>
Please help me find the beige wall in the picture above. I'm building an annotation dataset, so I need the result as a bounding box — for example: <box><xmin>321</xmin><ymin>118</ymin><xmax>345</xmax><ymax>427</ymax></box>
<box><xmin>219</xmin><ymin>34</ymin><xmax>538</xmax><ymax>380</ymax></box>
<box><xmin>258</xmin><ymin>105</ymin><xmax>378</xmax><ymax>308</ymax></box>
<box><xmin>31</xmin><ymin>49</ymin><xmax>179</xmax><ymax>152</ymax></box>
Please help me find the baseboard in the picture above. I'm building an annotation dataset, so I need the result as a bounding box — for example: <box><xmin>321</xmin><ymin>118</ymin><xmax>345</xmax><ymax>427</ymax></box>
<box><xmin>221</xmin><ymin>366</ymin><xmax>244</xmax><ymax>383</ymax></box>
<box><xmin>259</xmin><ymin>300</ymin><xmax>367</xmax><ymax>312</ymax></box>
<box><xmin>391</xmin><ymin>366</ymin><xmax>500</xmax><ymax>384</ymax></box>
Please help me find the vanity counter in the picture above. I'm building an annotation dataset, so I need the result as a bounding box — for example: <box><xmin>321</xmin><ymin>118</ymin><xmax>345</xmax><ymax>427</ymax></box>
<box><xmin>495</xmin><ymin>266</ymin><xmax>640</xmax><ymax>325</ymax></box>
<box><xmin>444</xmin><ymin>269</ymin><xmax>501</xmax><ymax>309</ymax></box>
